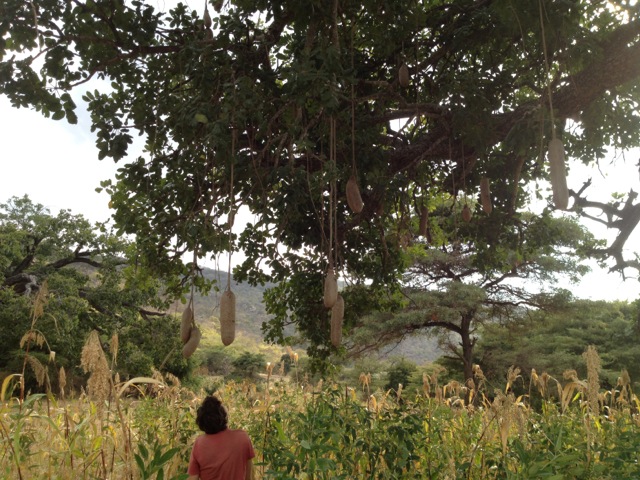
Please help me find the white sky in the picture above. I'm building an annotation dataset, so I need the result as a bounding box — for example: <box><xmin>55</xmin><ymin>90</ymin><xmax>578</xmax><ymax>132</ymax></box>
<box><xmin>0</xmin><ymin>96</ymin><xmax>117</xmax><ymax>224</ymax></box>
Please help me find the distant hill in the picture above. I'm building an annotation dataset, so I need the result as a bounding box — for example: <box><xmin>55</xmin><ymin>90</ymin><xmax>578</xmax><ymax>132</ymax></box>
<box><xmin>69</xmin><ymin>261</ymin><xmax>444</xmax><ymax>363</ymax></box>
<box><xmin>176</xmin><ymin>268</ymin><xmax>444</xmax><ymax>364</ymax></box>
<box><xmin>171</xmin><ymin>267</ymin><xmax>272</xmax><ymax>343</ymax></box>
<box><xmin>377</xmin><ymin>333</ymin><xmax>444</xmax><ymax>364</ymax></box>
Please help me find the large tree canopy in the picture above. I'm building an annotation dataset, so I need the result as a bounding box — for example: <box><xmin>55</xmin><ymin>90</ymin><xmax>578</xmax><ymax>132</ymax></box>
<box><xmin>2</xmin><ymin>0</ymin><xmax>640</xmax><ymax>358</ymax></box>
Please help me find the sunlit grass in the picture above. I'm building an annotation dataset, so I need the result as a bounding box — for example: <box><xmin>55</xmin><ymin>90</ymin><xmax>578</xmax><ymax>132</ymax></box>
<box><xmin>3</xmin><ymin>357</ymin><xmax>640</xmax><ymax>479</ymax></box>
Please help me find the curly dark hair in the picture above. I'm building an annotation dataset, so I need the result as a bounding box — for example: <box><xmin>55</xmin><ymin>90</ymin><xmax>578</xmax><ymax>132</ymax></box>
<box><xmin>196</xmin><ymin>395</ymin><xmax>229</xmax><ymax>434</ymax></box>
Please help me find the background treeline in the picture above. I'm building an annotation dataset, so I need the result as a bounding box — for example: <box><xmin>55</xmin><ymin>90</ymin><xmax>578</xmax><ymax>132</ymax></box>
<box><xmin>2</xmin><ymin>195</ymin><xmax>640</xmax><ymax>395</ymax></box>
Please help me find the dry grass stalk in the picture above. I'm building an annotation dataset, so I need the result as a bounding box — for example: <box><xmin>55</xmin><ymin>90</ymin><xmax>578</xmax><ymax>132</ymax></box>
<box><xmin>368</xmin><ymin>394</ymin><xmax>378</xmax><ymax>413</ymax></box>
<box><xmin>465</xmin><ymin>378</ymin><xmax>477</xmax><ymax>404</ymax></box>
<box><xmin>19</xmin><ymin>282</ymin><xmax>52</xmax><ymax>402</ymax></box>
<box><xmin>358</xmin><ymin>372</ymin><xmax>371</xmax><ymax>393</ymax></box>
<box><xmin>444</xmin><ymin>380</ymin><xmax>461</xmax><ymax>399</ymax></box>
<box><xmin>80</xmin><ymin>330</ymin><xmax>112</xmax><ymax>402</ymax></box>
<box><xmin>616</xmin><ymin>369</ymin><xmax>632</xmax><ymax>405</ymax></box>
<box><xmin>20</xmin><ymin>330</ymin><xmax>45</xmax><ymax>349</ymax></box>
<box><xmin>583</xmin><ymin>345</ymin><xmax>601</xmax><ymax>415</ymax></box>
<box><xmin>505</xmin><ymin>366</ymin><xmax>521</xmax><ymax>393</ymax></box>
<box><xmin>110</xmin><ymin>333</ymin><xmax>119</xmax><ymax>366</ymax></box>
<box><xmin>538</xmin><ymin>371</ymin><xmax>552</xmax><ymax>399</ymax></box>
<box><xmin>560</xmin><ymin>370</ymin><xmax>587</xmax><ymax>412</ymax></box>
<box><xmin>58</xmin><ymin>367</ymin><xmax>66</xmax><ymax>399</ymax></box>
<box><xmin>422</xmin><ymin>373</ymin><xmax>431</xmax><ymax>397</ymax></box>
<box><xmin>286</xmin><ymin>347</ymin><xmax>299</xmax><ymax>365</ymax></box>
<box><xmin>473</xmin><ymin>363</ymin><xmax>486</xmax><ymax>385</ymax></box>
<box><xmin>529</xmin><ymin>368</ymin><xmax>539</xmax><ymax>398</ymax></box>
<box><xmin>32</xmin><ymin>280</ymin><xmax>49</xmax><ymax>320</ymax></box>
<box><xmin>27</xmin><ymin>356</ymin><xmax>46</xmax><ymax>387</ymax></box>
<box><xmin>151</xmin><ymin>368</ymin><xmax>164</xmax><ymax>383</ymax></box>
<box><xmin>491</xmin><ymin>392</ymin><xmax>526</xmax><ymax>454</ymax></box>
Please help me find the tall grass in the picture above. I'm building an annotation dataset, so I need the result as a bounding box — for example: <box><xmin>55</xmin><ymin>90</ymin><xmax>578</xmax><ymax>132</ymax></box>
<box><xmin>3</xmin><ymin>351</ymin><xmax>640</xmax><ymax>479</ymax></box>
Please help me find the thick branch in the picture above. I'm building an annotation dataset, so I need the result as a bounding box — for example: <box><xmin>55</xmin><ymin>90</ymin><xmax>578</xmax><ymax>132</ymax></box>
<box><xmin>573</xmin><ymin>188</ymin><xmax>640</xmax><ymax>275</ymax></box>
<box><xmin>47</xmin><ymin>251</ymin><xmax>107</xmax><ymax>270</ymax></box>
<box><xmin>348</xmin><ymin>313</ymin><xmax>462</xmax><ymax>358</ymax></box>
<box><xmin>9</xmin><ymin>236</ymin><xmax>42</xmax><ymax>277</ymax></box>
<box><xmin>387</xmin><ymin>20</ymin><xmax>640</xmax><ymax>176</ymax></box>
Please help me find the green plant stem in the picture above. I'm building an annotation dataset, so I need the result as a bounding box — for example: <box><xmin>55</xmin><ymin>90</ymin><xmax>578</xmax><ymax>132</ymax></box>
<box><xmin>0</xmin><ymin>413</ymin><xmax>23</xmax><ymax>480</ymax></box>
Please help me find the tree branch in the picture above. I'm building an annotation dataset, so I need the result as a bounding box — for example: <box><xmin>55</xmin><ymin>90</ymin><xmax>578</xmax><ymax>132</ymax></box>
<box><xmin>573</xmin><ymin>188</ymin><xmax>640</xmax><ymax>276</ymax></box>
<box><xmin>386</xmin><ymin>19</ymin><xmax>640</xmax><ymax>180</ymax></box>
<box><xmin>46</xmin><ymin>251</ymin><xmax>112</xmax><ymax>270</ymax></box>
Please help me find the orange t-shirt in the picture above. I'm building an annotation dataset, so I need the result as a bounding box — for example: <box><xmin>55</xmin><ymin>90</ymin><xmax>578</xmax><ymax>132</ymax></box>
<box><xmin>188</xmin><ymin>429</ymin><xmax>255</xmax><ymax>480</ymax></box>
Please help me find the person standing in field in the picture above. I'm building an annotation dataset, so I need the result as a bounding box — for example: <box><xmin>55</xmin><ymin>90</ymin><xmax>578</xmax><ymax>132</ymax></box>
<box><xmin>187</xmin><ymin>395</ymin><xmax>255</xmax><ymax>480</ymax></box>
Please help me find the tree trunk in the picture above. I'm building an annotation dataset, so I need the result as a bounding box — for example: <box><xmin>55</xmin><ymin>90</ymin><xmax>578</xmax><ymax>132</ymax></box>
<box><xmin>460</xmin><ymin>313</ymin><xmax>475</xmax><ymax>384</ymax></box>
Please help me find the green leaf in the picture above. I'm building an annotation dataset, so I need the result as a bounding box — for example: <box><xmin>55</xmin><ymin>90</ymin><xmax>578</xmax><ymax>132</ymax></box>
<box><xmin>194</xmin><ymin>113</ymin><xmax>208</xmax><ymax>124</ymax></box>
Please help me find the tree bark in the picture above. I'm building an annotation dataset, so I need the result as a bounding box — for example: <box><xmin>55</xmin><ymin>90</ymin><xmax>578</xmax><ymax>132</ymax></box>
<box><xmin>460</xmin><ymin>313</ymin><xmax>475</xmax><ymax>384</ymax></box>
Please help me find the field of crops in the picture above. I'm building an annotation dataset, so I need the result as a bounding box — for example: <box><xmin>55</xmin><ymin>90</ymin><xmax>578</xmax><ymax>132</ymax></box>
<box><xmin>2</xmin><ymin>354</ymin><xmax>640</xmax><ymax>480</ymax></box>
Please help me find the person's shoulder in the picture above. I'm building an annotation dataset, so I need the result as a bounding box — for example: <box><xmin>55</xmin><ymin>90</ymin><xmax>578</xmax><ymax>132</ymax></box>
<box><xmin>227</xmin><ymin>429</ymin><xmax>251</xmax><ymax>440</ymax></box>
<box><xmin>192</xmin><ymin>433</ymin><xmax>208</xmax><ymax>448</ymax></box>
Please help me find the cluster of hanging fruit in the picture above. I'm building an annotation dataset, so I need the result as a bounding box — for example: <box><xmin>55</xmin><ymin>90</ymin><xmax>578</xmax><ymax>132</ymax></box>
<box><xmin>180</xmin><ymin>287</ymin><xmax>236</xmax><ymax>355</ymax></box>
<box><xmin>322</xmin><ymin>170</ymin><xmax>367</xmax><ymax>348</ymax></box>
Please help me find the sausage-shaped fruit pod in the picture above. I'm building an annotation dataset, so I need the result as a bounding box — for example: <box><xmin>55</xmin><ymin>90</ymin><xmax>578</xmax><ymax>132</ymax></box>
<box><xmin>182</xmin><ymin>326</ymin><xmax>201</xmax><ymax>358</ymax></box>
<box><xmin>480</xmin><ymin>177</ymin><xmax>492</xmax><ymax>214</ymax></box>
<box><xmin>220</xmin><ymin>290</ymin><xmax>236</xmax><ymax>346</ymax></box>
<box><xmin>180</xmin><ymin>306</ymin><xmax>194</xmax><ymax>344</ymax></box>
<box><xmin>323</xmin><ymin>268</ymin><xmax>338</xmax><ymax>309</ymax></box>
<box><xmin>346</xmin><ymin>176</ymin><xmax>364</xmax><ymax>214</ymax></box>
<box><xmin>398</xmin><ymin>63</ymin><xmax>410</xmax><ymax>88</ymax></box>
<box><xmin>548</xmin><ymin>138</ymin><xmax>569</xmax><ymax>210</ymax></box>
<box><xmin>330</xmin><ymin>294</ymin><xmax>344</xmax><ymax>347</ymax></box>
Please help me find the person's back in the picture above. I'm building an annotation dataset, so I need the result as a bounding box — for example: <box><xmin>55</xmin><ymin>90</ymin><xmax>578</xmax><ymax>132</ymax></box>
<box><xmin>187</xmin><ymin>396</ymin><xmax>255</xmax><ymax>480</ymax></box>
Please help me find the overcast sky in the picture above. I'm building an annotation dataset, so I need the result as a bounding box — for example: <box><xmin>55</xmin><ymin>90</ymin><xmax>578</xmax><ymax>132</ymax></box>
<box><xmin>0</xmin><ymin>96</ymin><xmax>116</xmax><ymax>224</ymax></box>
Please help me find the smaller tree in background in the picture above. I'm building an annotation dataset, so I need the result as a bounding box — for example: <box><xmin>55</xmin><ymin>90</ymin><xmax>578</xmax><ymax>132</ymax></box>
<box><xmin>349</xmin><ymin>209</ymin><xmax>599</xmax><ymax>383</ymax></box>
<box><xmin>384</xmin><ymin>358</ymin><xmax>417</xmax><ymax>392</ymax></box>
<box><xmin>476</xmin><ymin>299</ymin><xmax>640</xmax><ymax>390</ymax></box>
<box><xmin>231</xmin><ymin>352</ymin><xmax>266</xmax><ymax>380</ymax></box>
